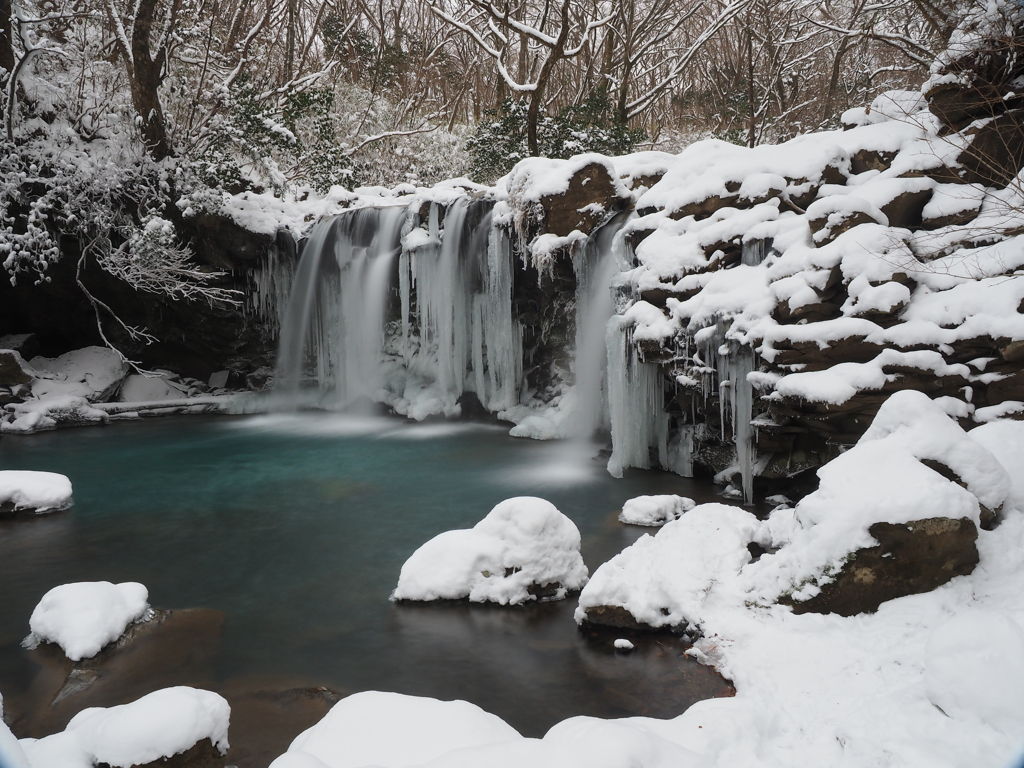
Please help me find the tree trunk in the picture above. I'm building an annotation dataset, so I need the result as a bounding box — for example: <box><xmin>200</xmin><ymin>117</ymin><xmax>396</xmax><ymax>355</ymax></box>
<box><xmin>131</xmin><ymin>0</ymin><xmax>174</xmax><ymax>160</ymax></box>
<box><xmin>0</xmin><ymin>0</ymin><xmax>13</xmax><ymax>80</ymax></box>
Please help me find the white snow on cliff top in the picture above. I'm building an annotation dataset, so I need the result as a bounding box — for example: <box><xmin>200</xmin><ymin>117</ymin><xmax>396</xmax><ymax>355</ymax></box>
<box><xmin>24</xmin><ymin>582</ymin><xmax>150</xmax><ymax>661</ymax></box>
<box><xmin>0</xmin><ymin>471</ymin><xmax>72</xmax><ymax>513</ymax></box>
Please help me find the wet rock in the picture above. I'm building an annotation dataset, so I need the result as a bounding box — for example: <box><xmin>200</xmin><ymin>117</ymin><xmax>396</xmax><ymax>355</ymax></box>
<box><xmin>789</xmin><ymin>517</ymin><xmax>979</xmax><ymax>617</ymax></box>
<box><xmin>13</xmin><ymin>608</ymin><xmax>224</xmax><ymax>738</ymax></box>
<box><xmin>0</xmin><ymin>333</ymin><xmax>39</xmax><ymax>359</ymax></box>
<box><xmin>537</xmin><ymin>162</ymin><xmax>629</xmax><ymax>238</ymax></box>
<box><xmin>0</xmin><ymin>350</ymin><xmax>35</xmax><ymax>388</ymax></box>
<box><xmin>578</xmin><ymin>605</ymin><xmax>654</xmax><ymax>632</ymax></box>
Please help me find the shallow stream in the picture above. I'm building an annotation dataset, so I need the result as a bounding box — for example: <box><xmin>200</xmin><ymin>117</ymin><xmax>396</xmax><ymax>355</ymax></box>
<box><xmin>0</xmin><ymin>414</ymin><xmax>744</xmax><ymax>764</ymax></box>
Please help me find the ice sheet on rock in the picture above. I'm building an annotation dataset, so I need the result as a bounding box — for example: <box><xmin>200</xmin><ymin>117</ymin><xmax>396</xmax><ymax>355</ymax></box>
<box><xmin>26</xmin><ymin>582</ymin><xmax>150</xmax><ymax>661</ymax></box>
<box><xmin>27</xmin><ymin>346</ymin><xmax>129</xmax><ymax>402</ymax></box>
<box><xmin>271</xmin><ymin>691</ymin><xmax>521</xmax><ymax>768</ymax></box>
<box><xmin>392</xmin><ymin>497</ymin><xmax>588</xmax><ymax>604</ymax></box>
<box><xmin>576</xmin><ymin>503</ymin><xmax>764</xmax><ymax>630</ymax></box>
<box><xmin>0</xmin><ymin>470</ymin><xmax>73</xmax><ymax>513</ymax></box>
<box><xmin>619</xmin><ymin>495</ymin><xmax>696</xmax><ymax>526</ymax></box>
<box><xmin>20</xmin><ymin>687</ymin><xmax>230</xmax><ymax>768</ymax></box>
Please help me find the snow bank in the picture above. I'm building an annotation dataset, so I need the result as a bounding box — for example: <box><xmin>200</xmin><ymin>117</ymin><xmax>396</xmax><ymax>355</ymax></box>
<box><xmin>618</xmin><ymin>495</ymin><xmax>696</xmax><ymax>526</ymax></box>
<box><xmin>20</xmin><ymin>687</ymin><xmax>229</xmax><ymax>768</ymax></box>
<box><xmin>576</xmin><ymin>503</ymin><xmax>764</xmax><ymax>631</ymax></box>
<box><xmin>0</xmin><ymin>471</ymin><xmax>73</xmax><ymax>513</ymax></box>
<box><xmin>392</xmin><ymin>497</ymin><xmax>589</xmax><ymax>604</ymax></box>
<box><xmin>270</xmin><ymin>691</ymin><xmax>520</xmax><ymax>768</ymax></box>
<box><xmin>25</xmin><ymin>582</ymin><xmax>150</xmax><ymax>661</ymax></box>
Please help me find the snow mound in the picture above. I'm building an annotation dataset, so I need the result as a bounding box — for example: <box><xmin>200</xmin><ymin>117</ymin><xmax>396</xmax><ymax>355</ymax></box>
<box><xmin>270</xmin><ymin>691</ymin><xmax>520</xmax><ymax>768</ymax></box>
<box><xmin>619</xmin><ymin>494</ymin><xmax>696</xmax><ymax>526</ymax></box>
<box><xmin>969</xmin><ymin>420</ymin><xmax>1024</xmax><ymax>512</ymax></box>
<box><xmin>27</xmin><ymin>347</ymin><xmax>128</xmax><ymax>402</ymax></box>
<box><xmin>576</xmin><ymin>503</ymin><xmax>763</xmax><ymax>631</ymax></box>
<box><xmin>392</xmin><ymin>497</ymin><xmax>589</xmax><ymax>604</ymax></box>
<box><xmin>742</xmin><ymin>390</ymin><xmax>1011</xmax><ymax>605</ymax></box>
<box><xmin>20</xmin><ymin>687</ymin><xmax>229</xmax><ymax>768</ymax></box>
<box><xmin>117</xmin><ymin>373</ymin><xmax>188</xmax><ymax>403</ymax></box>
<box><xmin>0</xmin><ymin>471</ymin><xmax>73</xmax><ymax>513</ymax></box>
<box><xmin>26</xmin><ymin>582</ymin><xmax>150</xmax><ymax>661</ymax></box>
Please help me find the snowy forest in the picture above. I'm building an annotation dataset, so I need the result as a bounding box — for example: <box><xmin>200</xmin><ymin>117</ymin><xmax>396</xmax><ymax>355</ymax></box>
<box><xmin>1</xmin><ymin>1</ymin><xmax>1024</xmax><ymax>768</ymax></box>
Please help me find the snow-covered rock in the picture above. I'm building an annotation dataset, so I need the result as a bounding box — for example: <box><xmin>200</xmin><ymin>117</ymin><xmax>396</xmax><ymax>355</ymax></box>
<box><xmin>19</xmin><ymin>686</ymin><xmax>230</xmax><ymax>768</ymax></box>
<box><xmin>1</xmin><ymin>395</ymin><xmax>109</xmax><ymax>433</ymax></box>
<box><xmin>25</xmin><ymin>582</ymin><xmax>150</xmax><ymax>661</ymax></box>
<box><xmin>577</xmin><ymin>503</ymin><xmax>764</xmax><ymax>631</ymax></box>
<box><xmin>742</xmin><ymin>390</ymin><xmax>1011</xmax><ymax>612</ymax></box>
<box><xmin>0</xmin><ymin>695</ymin><xmax>31</xmax><ymax>768</ymax></box>
<box><xmin>618</xmin><ymin>494</ymin><xmax>695</xmax><ymax>526</ymax></box>
<box><xmin>969</xmin><ymin>419</ymin><xmax>1024</xmax><ymax>512</ymax></box>
<box><xmin>392</xmin><ymin>497</ymin><xmax>589</xmax><ymax>604</ymax></box>
<box><xmin>28</xmin><ymin>347</ymin><xmax>129</xmax><ymax>402</ymax></box>
<box><xmin>0</xmin><ymin>471</ymin><xmax>73</xmax><ymax>515</ymax></box>
<box><xmin>117</xmin><ymin>373</ymin><xmax>189</xmax><ymax>403</ymax></box>
<box><xmin>270</xmin><ymin>691</ymin><xmax>520</xmax><ymax>768</ymax></box>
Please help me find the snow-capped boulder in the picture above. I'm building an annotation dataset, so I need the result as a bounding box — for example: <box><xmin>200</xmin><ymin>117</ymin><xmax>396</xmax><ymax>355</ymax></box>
<box><xmin>1</xmin><ymin>395</ymin><xmax>109</xmax><ymax>433</ymax></box>
<box><xmin>392</xmin><ymin>497</ymin><xmax>589</xmax><ymax>604</ymax></box>
<box><xmin>969</xmin><ymin>420</ymin><xmax>1024</xmax><ymax>511</ymax></box>
<box><xmin>28</xmin><ymin>346</ymin><xmax>129</xmax><ymax>402</ymax></box>
<box><xmin>117</xmin><ymin>373</ymin><xmax>189</xmax><ymax>403</ymax></box>
<box><xmin>270</xmin><ymin>691</ymin><xmax>520</xmax><ymax>768</ymax></box>
<box><xmin>0</xmin><ymin>471</ymin><xmax>73</xmax><ymax>515</ymax></box>
<box><xmin>20</xmin><ymin>686</ymin><xmax>230</xmax><ymax>768</ymax></box>
<box><xmin>618</xmin><ymin>495</ymin><xmax>695</xmax><ymax>526</ymax></box>
<box><xmin>25</xmin><ymin>582</ymin><xmax>151</xmax><ymax>661</ymax></box>
<box><xmin>742</xmin><ymin>390</ymin><xmax>1011</xmax><ymax>615</ymax></box>
<box><xmin>576</xmin><ymin>503</ymin><xmax>764</xmax><ymax>632</ymax></box>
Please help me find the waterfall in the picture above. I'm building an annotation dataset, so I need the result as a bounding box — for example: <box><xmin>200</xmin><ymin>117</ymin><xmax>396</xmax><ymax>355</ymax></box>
<box><xmin>568</xmin><ymin>212</ymin><xmax>630</xmax><ymax>440</ymax></box>
<box><xmin>272</xmin><ymin>206</ymin><xmax>405</xmax><ymax>408</ymax></box>
<box><xmin>605</xmin><ymin>316</ymin><xmax>669</xmax><ymax>478</ymax></box>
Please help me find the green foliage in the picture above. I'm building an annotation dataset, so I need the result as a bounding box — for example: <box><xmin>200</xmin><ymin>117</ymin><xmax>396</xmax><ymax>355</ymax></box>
<box><xmin>467</xmin><ymin>94</ymin><xmax>646</xmax><ymax>183</ymax></box>
<box><xmin>190</xmin><ymin>79</ymin><xmax>355</xmax><ymax>194</ymax></box>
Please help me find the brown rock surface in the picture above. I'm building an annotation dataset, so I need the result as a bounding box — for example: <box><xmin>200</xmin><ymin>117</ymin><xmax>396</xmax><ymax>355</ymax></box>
<box><xmin>790</xmin><ymin>517</ymin><xmax>979</xmax><ymax>617</ymax></box>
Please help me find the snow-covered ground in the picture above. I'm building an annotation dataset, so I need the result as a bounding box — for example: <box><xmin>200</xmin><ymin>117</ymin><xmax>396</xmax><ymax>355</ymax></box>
<box><xmin>23</xmin><ymin>582</ymin><xmax>150</xmax><ymax>661</ymax></box>
<box><xmin>392</xmin><ymin>496</ymin><xmax>589</xmax><ymax>604</ymax></box>
<box><xmin>0</xmin><ymin>470</ymin><xmax>73</xmax><ymax>514</ymax></box>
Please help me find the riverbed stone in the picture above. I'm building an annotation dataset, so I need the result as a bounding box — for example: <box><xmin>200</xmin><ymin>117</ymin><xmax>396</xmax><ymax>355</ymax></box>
<box><xmin>789</xmin><ymin>517</ymin><xmax>980</xmax><ymax>617</ymax></box>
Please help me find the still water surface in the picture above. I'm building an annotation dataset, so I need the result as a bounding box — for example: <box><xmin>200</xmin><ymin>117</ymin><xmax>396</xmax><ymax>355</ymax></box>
<box><xmin>0</xmin><ymin>414</ymin><xmax>741</xmax><ymax>744</ymax></box>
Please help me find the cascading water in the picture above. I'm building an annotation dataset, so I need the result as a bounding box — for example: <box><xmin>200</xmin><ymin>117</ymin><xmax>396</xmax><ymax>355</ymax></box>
<box><xmin>568</xmin><ymin>212</ymin><xmax>631</xmax><ymax>440</ymax></box>
<box><xmin>272</xmin><ymin>206</ymin><xmax>405</xmax><ymax>409</ymax></box>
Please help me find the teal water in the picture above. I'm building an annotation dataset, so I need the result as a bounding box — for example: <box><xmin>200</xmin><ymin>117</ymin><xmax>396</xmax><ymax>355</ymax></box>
<box><xmin>0</xmin><ymin>414</ymin><xmax>741</xmax><ymax>736</ymax></box>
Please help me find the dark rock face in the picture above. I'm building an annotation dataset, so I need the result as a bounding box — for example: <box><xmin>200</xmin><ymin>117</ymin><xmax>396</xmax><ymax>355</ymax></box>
<box><xmin>578</xmin><ymin>605</ymin><xmax>652</xmax><ymax>631</ymax></box>
<box><xmin>537</xmin><ymin>162</ymin><xmax>630</xmax><ymax>237</ymax></box>
<box><xmin>956</xmin><ymin>109</ymin><xmax>1024</xmax><ymax>187</ymax></box>
<box><xmin>790</xmin><ymin>517</ymin><xmax>980</xmax><ymax>617</ymax></box>
<box><xmin>0</xmin><ymin>218</ymin><xmax>291</xmax><ymax>382</ymax></box>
